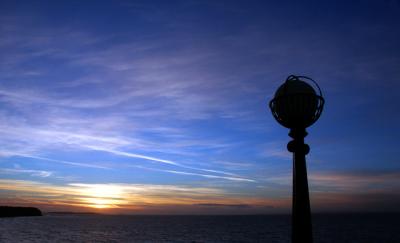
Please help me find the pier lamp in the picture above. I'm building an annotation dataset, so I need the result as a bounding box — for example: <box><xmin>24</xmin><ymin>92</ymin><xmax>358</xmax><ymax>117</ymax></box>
<box><xmin>269</xmin><ymin>75</ymin><xmax>324</xmax><ymax>243</ymax></box>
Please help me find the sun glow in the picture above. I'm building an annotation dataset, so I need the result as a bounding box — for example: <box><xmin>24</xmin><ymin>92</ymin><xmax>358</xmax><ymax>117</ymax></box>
<box><xmin>75</xmin><ymin>184</ymin><xmax>125</xmax><ymax>209</ymax></box>
<box><xmin>84</xmin><ymin>198</ymin><xmax>119</xmax><ymax>209</ymax></box>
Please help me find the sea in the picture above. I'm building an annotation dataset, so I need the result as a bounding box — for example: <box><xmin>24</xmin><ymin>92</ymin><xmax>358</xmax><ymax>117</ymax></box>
<box><xmin>0</xmin><ymin>214</ymin><xmax>399</xmax><ymax>242</ymax></box>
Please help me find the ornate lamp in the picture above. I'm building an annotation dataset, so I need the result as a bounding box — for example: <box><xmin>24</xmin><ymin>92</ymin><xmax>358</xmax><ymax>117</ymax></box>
<box><xmin>269</xmin><ymin>75</ymin><xmax>324</xmax><ymax>243</ymax></box>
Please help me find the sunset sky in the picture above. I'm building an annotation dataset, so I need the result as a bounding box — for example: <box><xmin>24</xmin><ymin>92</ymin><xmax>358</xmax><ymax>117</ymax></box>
<box><xmin>0</xmin><ymin>0</ymin><xmax>399</xmax><ymax>214</ymax></box>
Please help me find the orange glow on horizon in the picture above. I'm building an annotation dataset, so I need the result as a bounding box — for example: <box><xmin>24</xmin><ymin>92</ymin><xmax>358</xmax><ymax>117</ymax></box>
<box><xmin>0</xmin><ymin>179</ymin><xmax>287</xmax><ymax>213</ymax></box>
<box><xmin>74</xmin><ymin>184</ymin><xmax>126</xmax><ymax>209</ymax></box>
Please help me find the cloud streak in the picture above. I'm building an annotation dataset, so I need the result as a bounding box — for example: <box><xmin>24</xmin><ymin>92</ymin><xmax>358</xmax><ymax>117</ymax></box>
<box><xmin>0</xmin><ymin>168</ymin><xmax>52</xmax><ymax>178</ymax></box>
<box><xmin>0</xmin><ymin>179</ymin><xmax>282</xmax><ymax>213</ymax></box>
<box><xmin>13</xmin><ymin>154</ymin><xmax>111</xmax><ymax>170</ymax></box>
<box><xmin>133</xmin><ymin>165</ymin><xmax>255</xmax><ymax>182</ymax></box>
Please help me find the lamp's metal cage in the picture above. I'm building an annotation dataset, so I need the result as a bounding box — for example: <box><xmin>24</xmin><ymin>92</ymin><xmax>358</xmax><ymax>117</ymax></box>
<box><xmin>269</xmin><ymin>75</ymin><xmax>325</xmax><ymax>129</ymax></box>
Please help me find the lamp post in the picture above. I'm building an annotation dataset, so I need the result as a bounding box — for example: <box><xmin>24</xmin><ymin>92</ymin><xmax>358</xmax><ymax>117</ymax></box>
<box><xmin>269</xmin><ymin>75</ymin><xmax>324</xmax><ymax>243</ymax></box>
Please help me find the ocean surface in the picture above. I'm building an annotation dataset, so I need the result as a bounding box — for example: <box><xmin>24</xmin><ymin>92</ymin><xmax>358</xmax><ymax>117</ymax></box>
<box><xmin>0</xmin><ymin>214</ymin><xmax>399</xmax><ymax>242</ymax></box>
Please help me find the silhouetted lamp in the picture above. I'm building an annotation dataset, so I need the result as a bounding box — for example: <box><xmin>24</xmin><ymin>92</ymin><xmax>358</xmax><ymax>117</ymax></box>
<box><xmin>269</xmin><ymin>75</ymin><xmax>324</xmax><ymax>243</ymax></box>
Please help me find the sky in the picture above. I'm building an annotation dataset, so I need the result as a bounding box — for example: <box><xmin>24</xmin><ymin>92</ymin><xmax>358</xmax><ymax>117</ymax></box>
<box><xmin>0</xmin><ymin>0</ymin><xmax>399</xmax><ymax>214</ymax></box>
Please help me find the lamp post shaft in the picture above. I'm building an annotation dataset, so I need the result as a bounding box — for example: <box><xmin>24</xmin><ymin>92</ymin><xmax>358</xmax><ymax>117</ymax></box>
<box><xmin>269</xmin><ymin>75</ymin><xmax>324</xmax><ymax>243</ymax></box>
<box><xmin>288</xmin><ymin>128</ymin><xmax>313</xmax><ymax>243</ymax></box>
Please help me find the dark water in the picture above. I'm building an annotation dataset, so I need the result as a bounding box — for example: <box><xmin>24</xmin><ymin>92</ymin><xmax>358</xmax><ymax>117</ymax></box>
<box><xmin>0</xmin><ymin>214</ymin><xmax>398</xmax><ymax>242</ymax></box>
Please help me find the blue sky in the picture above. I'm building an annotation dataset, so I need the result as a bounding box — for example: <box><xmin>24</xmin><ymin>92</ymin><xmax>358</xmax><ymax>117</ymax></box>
<box><xmin>0</xmin><ymin>0</ymin><xmax>399</xmax><ymax>214</ymax></box>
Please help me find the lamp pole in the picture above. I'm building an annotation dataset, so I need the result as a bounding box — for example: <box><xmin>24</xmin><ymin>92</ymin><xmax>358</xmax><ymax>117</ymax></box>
<box><xmin>269</xmin><ymin>75</ymin><xmax>324</xmax><ymax>243</ymax></box>
<box><xmin>288</xmin><ymin>128</ymin><xmax>312</xmax><ymax>243</ymax></box>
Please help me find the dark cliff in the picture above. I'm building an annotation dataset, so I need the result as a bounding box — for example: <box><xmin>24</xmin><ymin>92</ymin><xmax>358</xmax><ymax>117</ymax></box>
<box><xmin>0</xmin><ymin>206</ymin><xmax>42</xmax><ymax>217</ymax></box>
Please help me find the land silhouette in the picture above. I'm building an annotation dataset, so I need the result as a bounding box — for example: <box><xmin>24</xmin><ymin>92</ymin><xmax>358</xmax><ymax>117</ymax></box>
<box><xmin>0</xmin><ymin>206</ymin><xmax>42</xmax><ymax>217</ymax></box>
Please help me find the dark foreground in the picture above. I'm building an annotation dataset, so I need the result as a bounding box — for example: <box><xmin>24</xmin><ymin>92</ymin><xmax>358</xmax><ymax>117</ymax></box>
<box><xmin>0</xmin><ymin>213</ymin><xmax>398</xmax><ymax>242</ymax></box>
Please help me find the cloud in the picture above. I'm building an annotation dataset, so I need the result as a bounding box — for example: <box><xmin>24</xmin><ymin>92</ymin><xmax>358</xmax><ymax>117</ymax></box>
<box><xmin>0</xmin><ymin>17</ymin><xmax>266</xmax><ymax>186</ymax></box>
<box><xmin>260</xmin><ymin>142</ymin><xmax>291</xmax><ymax>159</ymax></box>
<box><xmin>0</xmin><ymin>168</ymin><xmax>52</xmax><ymax>178</ymax></box>
<box><xmin>0</xmin><ymin>179</ymin><xmax>223</xmax><ymax>208</ymax></box>
<box><xmin>132</xmin><ymin>165</ymin><xmax>255</xmax><ymax>182</ymax></box>
<box><xmin>214</xmin><ymin>160</ymin><xmax>254</xmax><ymax>170</ymax></box>
<box><xmin>0</xmin><ymin>113</ymin><xmax>134</xmax><ymax>156</ymax></box>
<box><xmin>13</xmin><ymin>155</ymin><xmax>111</xmax><ymax>170</ymax></box>
<box><xmin>309</xmin><ymin>170</ymin><xmax>400</xmax><ymax>193</ymax></box>
<box><xmin>306</xmin><ymin>170</ymin><xmax>400</xmax><ymax>211</ymax></box>
<box><xmin>0</xmin><ymin>179</ymin><xmax>284</xmax><ymax>213</ymax></box>
<box><xmin>160</xmin><ymin>169</ymin><xmax>255</xmax><ymax>182</ymax></box>
<box><xmin>194</xmin><ymin>203</ymin><xmax>253</xmax><ymax>208</ymax></box>
<box><xmin>83</xmin><ymin>145</ymin><xmax>251</xmax><ymax>180</ymax></box>
<box><xmin>86</xmin><ymin>146</ymin><xmax>179</xmax><ymax>165</ymax></box>
<box><xmin>0</xmin><ymin>110</ymin><xmax>251</xmax><ymax>182</ymax></box>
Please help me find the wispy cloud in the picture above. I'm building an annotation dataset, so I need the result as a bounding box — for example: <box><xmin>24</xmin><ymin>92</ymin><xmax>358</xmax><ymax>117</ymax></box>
<box><xmin>0</xmin><ymin>179</ymin><xmax>281</xmax><ymax>213</ymax></box>
<box><xmin>86</xmin><ymin>146</ymin><xmax>179</xmax><ymax>165</ymax></box>
<box><xmin>0</xmin><ymin>168</ymin><xmax>52</xmax><ymax>178</ymax></box>
<box><xmin>0</xmin><ymin>179</ymin><xmax>222</xmax><ymax>207</ymax></box>
<box><xmin>259</xmin><ymin>169</ymin><xmax>400</xmax><ymax>196</ymax></box>
<box><xmin>260</xmin><ymin>142</ymin><xmax>291</xmax><ymax>159</ymax></box>
<box><xmin>161</xmin><ymin>170</ymin><xmax>255</xmax><ymax>182</ymax></box>
<box><xmin>87</xmin><ymin>145</ymin><xmax>243</xmax><ymax>177</ymax></box>
<box><xmin>309</xmin><ymin>170</ymin><xmax>400</xmax><ymax>193</ymax></box>
<box><xmin>194</xmin><ymin>203</ymin><xmax>254</xmax><ymax>209</ymax></box>
<box><xmin>133</xmin><ymin>165</ymin><xmax>255</xmax><ymax>182</ymax></box>
<box><xmin>13</xmin><ymin>154</ymin><xmax>111</xmax><ymax>170</ymax></box>
<box><xmin>0</xmin><ymin>112</ymin><xmax>251</xmax><ymax>181</ymax></box>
